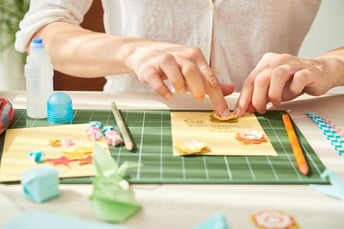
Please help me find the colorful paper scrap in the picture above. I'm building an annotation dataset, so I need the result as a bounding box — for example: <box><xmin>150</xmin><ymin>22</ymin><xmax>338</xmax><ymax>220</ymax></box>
<box><xmin>306</xmin><ymin>113</ymin><xmax>344</xmax><ymax>156</ymax></box>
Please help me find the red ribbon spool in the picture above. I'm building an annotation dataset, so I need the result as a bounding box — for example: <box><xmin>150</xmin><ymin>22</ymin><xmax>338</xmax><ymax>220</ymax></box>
<box><xmin>0</xmin><ymin>98</ymin><xmax>14</xmax><ymax>135</ymax></box>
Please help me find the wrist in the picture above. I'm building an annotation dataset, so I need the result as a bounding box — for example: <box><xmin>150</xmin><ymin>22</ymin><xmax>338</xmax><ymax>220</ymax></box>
<box><xmin>315</xmin><ymin>48</ymin><xmax>344</xmax><ymax>88</ymax></box>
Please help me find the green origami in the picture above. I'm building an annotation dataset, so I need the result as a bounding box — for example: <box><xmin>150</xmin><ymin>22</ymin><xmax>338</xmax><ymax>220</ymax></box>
<box><xmin>89</xmin><ymin>143</ymin><xmax>141</xmax><ymax>223</ymax></box>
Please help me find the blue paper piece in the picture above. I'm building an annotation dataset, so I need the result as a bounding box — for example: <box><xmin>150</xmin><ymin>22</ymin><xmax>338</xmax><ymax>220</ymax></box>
<box><xmin>28</xmin><ymin>150</ymin><xmax>44</xmax><ymax>163</ymax></box>
<box><xmin>21</xmin><ymin>165</ymin><xmax>60</xmax><ymax>203</ymax></box>
<box><xmin>310</xmin><ymin>169</ymin><xmax>344</xmax><ymax>200</ymax></box>
<box><xmin>4</xmin><ymin>210</ymin><xmax>130</xmax><ymax>229</ymax></box>
<box><xmin>193</xmin><ymin>213</ymin><xmax>230</xmax><ymax>229</ymax></box>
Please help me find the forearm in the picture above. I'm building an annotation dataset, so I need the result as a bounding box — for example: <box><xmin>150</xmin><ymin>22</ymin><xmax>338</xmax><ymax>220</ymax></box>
<box><xmin>315</xmin><ymin>47</ymin><xmax>344</xmax><ymax>88</ymax></box>
<box><xmin>31</xmin><ymin>21</ymin><xmax>141</xmax><ymax>78</ymax></box>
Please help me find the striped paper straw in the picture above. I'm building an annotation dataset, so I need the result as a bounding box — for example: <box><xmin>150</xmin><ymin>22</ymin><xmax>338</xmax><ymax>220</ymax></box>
<box><xmin>306</xmin><ymin>113</ymin><xmax>344</xmax><ymax>157</ymax></box>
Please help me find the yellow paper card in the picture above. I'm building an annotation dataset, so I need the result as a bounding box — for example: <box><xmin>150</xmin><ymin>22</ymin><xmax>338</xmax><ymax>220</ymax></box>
<box><xmin>0</xmin><ymin>124</ymin><xmax>109</xmax><ymax>182</ymax></box>
<box><xmin>171</xmin><ymin>112</ymin><xmax>277</xmax><ymax>156</ymax></box>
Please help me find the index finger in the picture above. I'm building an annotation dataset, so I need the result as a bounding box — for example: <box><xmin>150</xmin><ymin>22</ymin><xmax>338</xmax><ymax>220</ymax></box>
<box><xmin>205</xmin><ymin>79</ymin><xmax>230</xmax><ymax>117</ymax></box>
<box><xmin>196</xmin><ymin>59</ymin><xmax>230</xmax><ymax>116</ymax></box>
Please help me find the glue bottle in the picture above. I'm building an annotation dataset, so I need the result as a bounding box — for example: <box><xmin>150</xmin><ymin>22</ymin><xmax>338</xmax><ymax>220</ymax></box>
<box><xmin>24</xmin><ymin>38</ymin><xmax>54</xmax><ymax>118</ymax></box>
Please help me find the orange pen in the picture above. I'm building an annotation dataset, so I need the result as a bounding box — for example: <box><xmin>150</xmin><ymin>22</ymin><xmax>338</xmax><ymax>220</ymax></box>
<box><xmin>282</xmin><ymin>114</ymin><xmax>309</xmax><ymax>175</ymax></box>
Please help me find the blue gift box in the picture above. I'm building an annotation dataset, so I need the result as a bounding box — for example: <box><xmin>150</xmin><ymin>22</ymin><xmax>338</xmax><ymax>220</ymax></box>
<box><xmin>21</xmin><ymin>165</ymin><xmax>60</xmax><ymax>203</ymax></box>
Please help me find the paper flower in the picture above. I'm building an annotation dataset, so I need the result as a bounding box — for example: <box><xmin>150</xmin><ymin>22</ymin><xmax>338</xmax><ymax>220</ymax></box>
<box><xmin>250</xmin><ymin>210</ymin><xmax>299</xmax><ymax>229</ymax></box>
<box><xmin>88</xmin><ymin>121</ymin><xmax>104</xmax><ymax>130</ymax></box>
<box><xmin>175</xmin><ymin>139</ymin><xmax>209</xmax><ymax>155</ymax></box>
<box><xmin>48</xmin><ymin>139</ymin><xmax>62</xmax><ymax>147</ymax></box>
<box><xmin>102</xmin><ymin>125</ymin><xmax>116</xmax><ymax>135</ymax></box>
<box><xmin>89</xmin><ymin>143</ymin><xmax>141</xmax><ymax>223</ymax></box>
<box><xmin>210</xmin><ymin>110</ymin><xmax>238</xmax><ymax>122</ymax></box>
<box><xmin>104</xmin><ymin>130</ymin><xmax>123</xmax><ymax>146</ymax></box>
<box><xmin>86</xmin><ymin>125</ymin><xmax>103</xmax><ymax>141</ymax></box>
<box><xmin>236</xmin><ymin>129</ymin><xmax>267</xmax><ymax>144</ymax></box>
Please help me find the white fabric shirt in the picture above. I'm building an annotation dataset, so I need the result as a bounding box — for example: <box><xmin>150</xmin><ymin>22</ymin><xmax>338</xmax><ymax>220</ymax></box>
<box><xmin>15</xmin><ymin>0</ymin><xmax>321</xmax><ymax>92</ymax></box>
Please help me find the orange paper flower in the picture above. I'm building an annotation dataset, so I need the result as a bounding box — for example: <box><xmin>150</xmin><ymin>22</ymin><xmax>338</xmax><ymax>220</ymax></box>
<box><xmin>209</xmin><ymin>110</ymin><xmax>238</xmax><ymax>122</ymax></box>
<box><xmin>48</xmin><ymin>139</ymin><xmax>62</xmax><ymax>147</ymax></box>
<box><xmin>236</xmin><ymin>129</ymin><xmax>267</xmax><ymax>144</ymax></box>
<box><xmin>250</xmin><ymin>210</ymin><xmax>299</xmax><ymax>229</ymax></box>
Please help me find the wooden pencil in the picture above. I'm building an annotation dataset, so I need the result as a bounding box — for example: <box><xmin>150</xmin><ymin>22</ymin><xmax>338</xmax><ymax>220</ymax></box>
<box><xmin>111</xmin><ymin>102</ymin><xmax>135</xmax><ymax>151</ymax></box>
<box><xmin>282</xmin><ymin>113</ymin><xmax>309</xmax><ymax>175</ymax></box>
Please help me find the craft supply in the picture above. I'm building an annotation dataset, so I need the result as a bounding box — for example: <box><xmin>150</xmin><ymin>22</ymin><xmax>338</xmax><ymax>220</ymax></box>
<box><xmin>236</xmin><ymin>129</ymin><xmax>267</xmax><ymax>144</ymax></box>
<box><xmin>1</xmin><ymin>109</ymin><xmax>329</xmax><ymax>185</ymax></box>
<box><xmin>0</xmin><ymin>98</ymin><xmax>14</xmax><ymax>135</ymax></box>
<box><xmin>175</xmin><ymin>139</ymin><xmax>209</xmax><ymax>155</ymax></box>
<box><xmin>89</xmin><ymin>143</ymin><xmax>141</xmax><ymax>223</ymax></box>
<box><xmin>64</xmin><ymin>139</ymin><xmax>75</xmax><ymax>146</ymax></box>
<box><xmin>21</xmin><ymin>165</ymin><xmax>60</xmax><ymax>203</ymax></box>
<box><xmin>210</xmin><ymin>110</ymin><xmax>238</xmax><ymax>122</ymax></box>
<box><xmin>172</xmin><ymin>111</ymin><xmax>277</xmax><ymax>156</ymax></box>
<box><xmin>194</xmin><ymin>213</ymin><xmax>230</xmax><ymax>229</ymax></box>
<box><xmin>85</xmin><ymin>125</ymin><xmax>103</xmax><ymax>141</ymax></box>
<box><xmin>306</xmin><ymin>112</ymin><xmax>344</xmax><ymax>156</ymax></box>
<box><xmin>310</xmin><ymin>169</ymin><xmax>344</xmax><ymax>200</ymax></box>
<box><xmin>24</xmin><ymin>38</ymin><xmax>54</xmax><ymax>119</ymax></box>
<box><xmin>104</xmin><ymin>130</ymin><xmax>123</xmax><ymax>146</ymax></box>
<box><xmin>111</xmin><ymin>102</ymin><xmax>135</xmax><ymax>151</ymax></box>
<box><xmin>0</xmin><ymin>123</ymin><xmax>109</xmax><ymax>183</ymax></box>
<box><xmin>48</xmin><ymin>139</ymin><xmax>62</xmax><ymax>147</ymax></box>
<box><xmin>47</xmin><ymin>92</ymin><xmax>74</xmax><ymax>123</ymax></box>
<box><xmin>89</xmin><ymin>121</ymin><xmax>104</xmax><ymax>130</ymax></box>
<box><xmin>250</xmin><ymin>210</ymin><xmax>299</xmax><ymax>229</ymax></box>
<box><xmin>102</xmin><ymin>125</ymin><xmax>115</xmax><ymax>135</ymax></box>
<box><xmin>282</xmin><ymin>114</ymin><xmax>309</xmax><ymax>175</ymax></box>
<box><xmin>28</xmin><ymin>151</ymin><xmax>44</xmax><ymax>163</ymax></box>
<box><xmin>78</xmin><ymin>155</ymin><xmax>93</xmax><ymax>166</ymax></box>
<box><xmin>48</xmin><ymin>156</ymin><xmax>76</xmax><ymax>167</ymax></box>
<box><xmin>62</xmin><ymin>146</ymin><xmax>93</xmax><ymax>159</ymax></box>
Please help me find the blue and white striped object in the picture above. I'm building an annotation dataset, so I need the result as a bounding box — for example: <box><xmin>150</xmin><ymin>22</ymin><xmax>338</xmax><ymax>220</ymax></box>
<box><xmin>306</xmin><ymin>112</ymin><xmax>344</xmax><ymax>157</ymax></box>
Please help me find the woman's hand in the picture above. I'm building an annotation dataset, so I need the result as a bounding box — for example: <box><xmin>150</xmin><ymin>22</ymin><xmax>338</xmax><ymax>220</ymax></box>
<box><xmin>124</xmin><ymin>40</ymin><xmax>235</xmax><ymax>117</ymax></box>
<box><xmin>234</xmin><ymin>51</ymin><xmax>344</xmax><ymax>115</ymax></box>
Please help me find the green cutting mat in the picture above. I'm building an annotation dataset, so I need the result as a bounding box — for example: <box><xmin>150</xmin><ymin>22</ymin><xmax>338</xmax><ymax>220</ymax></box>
<box><xmin>0</xmin><ymin>109</ymin><xmax>329</xmax><ymax>185</ymax></box>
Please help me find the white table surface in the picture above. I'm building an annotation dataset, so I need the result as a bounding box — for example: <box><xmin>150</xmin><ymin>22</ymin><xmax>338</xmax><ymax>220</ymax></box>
<box><xmin>0</xmin><ymin>91</ymin><xmax>343</xmax><ymax>229</ymax></box>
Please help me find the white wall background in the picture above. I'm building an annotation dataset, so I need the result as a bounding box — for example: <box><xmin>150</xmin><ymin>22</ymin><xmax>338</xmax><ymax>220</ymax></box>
<box><xmin>298</xmin><ymin>0</ymin><xmax>344</xmax><ymax>93</ymax></box>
